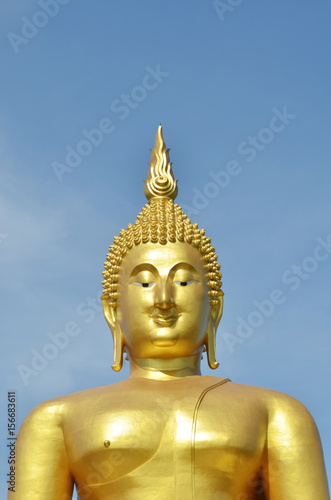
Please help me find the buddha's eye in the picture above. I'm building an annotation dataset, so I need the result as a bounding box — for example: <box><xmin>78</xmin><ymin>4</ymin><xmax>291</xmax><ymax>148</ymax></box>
<box><xmin>174</xmin><ymin>280</ymin><xmax>198</xmax><ymax>287</ymax></box>
<box><xmin>132</xmin><ymin>282</ymin><xmax>156</xmax><ymax>288</ymax></box>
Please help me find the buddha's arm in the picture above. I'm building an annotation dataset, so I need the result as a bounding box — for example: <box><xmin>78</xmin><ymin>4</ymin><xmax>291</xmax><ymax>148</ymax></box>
<box><xmin>265</xmin><ymin>394</ymin><xmax>330</xmax><ymax>500</ymax></box>
<box><xmin>7</xmin><ymin>401</ymin><xmax>73</xmax><ymax>500</ymax></box>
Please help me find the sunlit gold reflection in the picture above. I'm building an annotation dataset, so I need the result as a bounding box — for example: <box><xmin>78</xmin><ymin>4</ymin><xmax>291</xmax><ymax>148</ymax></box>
<box><xmin>9</xmin><ymin>126</ymin><xmax>330</xmax><ymax>500</ymax></box>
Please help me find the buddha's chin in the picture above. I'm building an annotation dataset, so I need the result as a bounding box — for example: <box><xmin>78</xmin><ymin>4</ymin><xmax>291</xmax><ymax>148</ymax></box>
<box><xmin>150</xmin><ymin>329</ymin><xmax>179</xmax><ymax>347</ymax></box>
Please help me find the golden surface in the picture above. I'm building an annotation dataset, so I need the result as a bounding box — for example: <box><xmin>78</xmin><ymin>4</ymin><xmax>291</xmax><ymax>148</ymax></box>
<box><xmin>9</xmin><ymin>127</ymin><xmax>330</xmax><ymax>499</ymax></box>
<box><xmin>144</xmin><ymin>125</ymin><xmax>178</xmax><ymax>201</ymax></box>
<box><xmin>102</xmin><ymin>126</ymin><xmax>223</xmax><ymax>313</ymax></box>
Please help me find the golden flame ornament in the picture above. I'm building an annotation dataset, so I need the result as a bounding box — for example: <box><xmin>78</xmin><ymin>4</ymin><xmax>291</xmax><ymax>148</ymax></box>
<box><xmin>144</xmin><ymin>125</ymin><xmax>178</xmax><ymax>201</ymax></box>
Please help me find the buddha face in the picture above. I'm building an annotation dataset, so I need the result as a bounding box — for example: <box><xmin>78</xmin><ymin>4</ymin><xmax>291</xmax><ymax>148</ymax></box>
<box><xmin>115</xmin><ymin>242</ymin><xmax>213</xmax><ymax>360</ymax></box>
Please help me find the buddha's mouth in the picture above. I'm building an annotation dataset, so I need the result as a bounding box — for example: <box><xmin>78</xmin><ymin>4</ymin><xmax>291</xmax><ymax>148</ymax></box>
<box><xmin>149</xmin><ymin>312</ymin><xmax>181</xmax><ymax>326</ymax></box>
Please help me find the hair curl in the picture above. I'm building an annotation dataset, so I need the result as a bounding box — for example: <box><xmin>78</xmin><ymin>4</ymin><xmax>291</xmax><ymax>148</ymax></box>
<box><xmin>102</xmin><ymin>198</ymin><xmax>223</xmax><ymax>307</ymax></box>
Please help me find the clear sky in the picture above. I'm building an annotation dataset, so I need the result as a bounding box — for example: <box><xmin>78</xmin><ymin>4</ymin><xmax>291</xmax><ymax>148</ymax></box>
<box><xmin>1</xmin><ymin>0</ymin><xmax>331</xmax><ymax>494</ymax></box>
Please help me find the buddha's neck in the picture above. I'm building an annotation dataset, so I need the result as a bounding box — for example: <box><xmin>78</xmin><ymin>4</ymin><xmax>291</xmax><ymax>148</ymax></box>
<box><xmin>128</xmin><ymin>355</ymin><xmax>202</xmax><ymax>380</ymax></box>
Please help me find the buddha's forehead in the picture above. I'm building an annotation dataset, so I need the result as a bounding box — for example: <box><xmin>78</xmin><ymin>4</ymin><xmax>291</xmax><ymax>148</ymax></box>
<box><xmin>119</xmin><ymin>242</ymin><xmax>205</xmax><ymax>277</ymax></box>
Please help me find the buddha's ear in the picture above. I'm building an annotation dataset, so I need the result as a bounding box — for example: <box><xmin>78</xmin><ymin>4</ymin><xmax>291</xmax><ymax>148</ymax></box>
<box><xmin>101</xmin><ymin>294</ymin><xmax>124</xmax><ymax>372</ymax></box>
<box><xmin>205</xmin><ymin>295</ymin><xmax>223</xmax><ymax>370</ymax></box>
<box><xmin>101</xmin><ymin>294</ymin><xmax>116</xmax><ymax>334</ymax></box>
<box><xmin>210</xmin><ymin>294</ymin><xmax>223</xmax><ymax>328</ymax></box>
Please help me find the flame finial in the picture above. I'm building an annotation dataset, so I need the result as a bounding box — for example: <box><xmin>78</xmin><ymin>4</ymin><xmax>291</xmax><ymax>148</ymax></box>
<box><xmin>144</xmin><ymin>125</ymin><xmax>178</xmax><ymax>201</ymax></box>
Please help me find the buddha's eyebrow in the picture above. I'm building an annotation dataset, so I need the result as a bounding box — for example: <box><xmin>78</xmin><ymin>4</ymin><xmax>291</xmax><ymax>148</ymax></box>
<box><xmin>129</xmin><ymin>263</ymin><xmax>157</xmax><ymax>278</ymax></box>
<box><xmin>170</xmin><ymin>262</ymin><xmax>198</xmax><ymax>275</ymax></box>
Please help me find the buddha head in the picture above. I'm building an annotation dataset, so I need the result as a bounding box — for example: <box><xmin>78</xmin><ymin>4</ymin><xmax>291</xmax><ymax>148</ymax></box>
<box><xmin>101</xmin><ymin>126</ymin><xmax>223</xmax><ymax>373</ymax></box>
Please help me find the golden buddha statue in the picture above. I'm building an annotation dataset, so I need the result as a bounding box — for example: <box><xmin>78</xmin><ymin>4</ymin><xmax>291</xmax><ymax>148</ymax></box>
<box><xmin>9</xmin><ymin>127</ymin><xmax>329</xmax><ymax>500</ymax></box>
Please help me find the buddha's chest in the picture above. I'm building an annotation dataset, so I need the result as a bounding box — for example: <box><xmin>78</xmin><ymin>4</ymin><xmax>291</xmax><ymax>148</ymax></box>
<box><xmin>65</xmin><ymin>383</ymin><xmax>266</xmax><ymax>498</ymax></box>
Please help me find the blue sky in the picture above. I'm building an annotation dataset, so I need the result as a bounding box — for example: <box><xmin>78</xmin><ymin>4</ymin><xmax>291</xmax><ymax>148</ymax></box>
<box><xmin>1</xmin><ymin>0</ymin><xmax>331</xmax><ymax>493</ymax></box>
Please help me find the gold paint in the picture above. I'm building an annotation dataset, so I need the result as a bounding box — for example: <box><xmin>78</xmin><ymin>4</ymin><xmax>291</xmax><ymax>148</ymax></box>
<box><xmin>144</xmin><ymin>124</ymin><xmax>178</xmax><ymax>201</ymax></box>
<box><xmin>9</xmin><ymin>127</ymin><xmax>330</xmax><ymax>500</ymax></box>
<box><xmin>102</xmin><ymin>125</ymin><xmax>223</xmax><ymax>312</ymax></box>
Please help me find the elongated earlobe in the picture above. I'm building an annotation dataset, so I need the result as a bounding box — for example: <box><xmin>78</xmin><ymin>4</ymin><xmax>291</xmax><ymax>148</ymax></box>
<box><xmin>205</xmin><ymin>296</ymin><xmax>223</xmax><ymax>369</ymax></box>
<box><xmin>205</xmin><ymin>319</ymin><xmax>219</xmax><ymax>370</ymax></box>
<box><xmin>112</xmin><ymin>321</ymin><xmax>124</xmax><ymax>372</ymax></box>
<box><xmin>101</xmin><ymin>294</ymin><xmax>124</xmax><ymax>371</ymax></box>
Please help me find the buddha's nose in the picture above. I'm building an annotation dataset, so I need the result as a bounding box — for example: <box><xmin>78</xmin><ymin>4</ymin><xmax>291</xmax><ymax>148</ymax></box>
<box><xmin>154</xmin><ymin>280</ymin><xmax>173</xmax><ymax>309</ymax></box>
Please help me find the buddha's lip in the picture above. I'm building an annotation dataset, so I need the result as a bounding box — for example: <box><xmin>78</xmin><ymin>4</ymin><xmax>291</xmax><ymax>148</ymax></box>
<box><xmin>150</xmin><ymin>312</ymin><xmax>180</xmax><ymax>325</ymax></box>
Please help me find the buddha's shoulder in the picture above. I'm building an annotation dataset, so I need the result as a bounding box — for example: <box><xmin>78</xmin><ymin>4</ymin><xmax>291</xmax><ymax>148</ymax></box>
<box><xmin>21</xmin><ymin>381</ymin><xmax>125</xmax><ymax>425</ymax></box>
<box><xmin>211</xmin><ymin>376</ymin><xmax>312</xmax><ymax>418</ymax></box>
